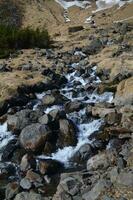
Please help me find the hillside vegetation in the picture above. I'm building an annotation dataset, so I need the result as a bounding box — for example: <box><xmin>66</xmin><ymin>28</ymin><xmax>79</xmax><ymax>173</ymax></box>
<box><xmin>0</xmin><ymin>0</ymin><xmax>50</xmax><ymax>58</ymax></box>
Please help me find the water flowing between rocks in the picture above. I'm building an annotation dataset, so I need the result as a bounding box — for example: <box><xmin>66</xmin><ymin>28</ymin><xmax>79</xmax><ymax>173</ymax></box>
<box><xmin>0</xmin><ymin>50</ymin><xmax>114</xmax><ymax>171</ymax></box>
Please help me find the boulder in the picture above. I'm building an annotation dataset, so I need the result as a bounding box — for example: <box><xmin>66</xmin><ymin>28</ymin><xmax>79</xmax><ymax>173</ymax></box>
<box><xmin>114</xmin><ymin>77</ymin><xmax>133</xmax><ymax>106</ymax></box>
<box><xmin>20</xmin><ymin>178</ymin><xmax>32</xmax><ymax>190</ymax></box>
<box><xmin>7</xmin><ymin>109</ymin><xmax>42</xmax><ymax>133</ymax></box>
<box><xmin>19</xmin><ymin>123</ymin><xmax>51</xmax><ymax>152</ymax></box>
<box><xmin>64</xmin><ymin>101</ymin><xmax>83</xmax><ymax>113</ymax></box>
<box><xmin>92</xmin><ymin>106</ymin><xmax>115</xmax><ymax>118</ymax></box>
<box><xmin>116</xmin><ymin>171</ymin><xmax>133</xmax><ymax>187</ymax></box>
<box><xmin>58</xmin><ymin>119</ymin><xmax>77</xmax><ymax>147</ymax></box>
<box><xmin>71</xmin><ymin>143</ymin><xmax>93</xmax><ymax>163</ymax></box>
<box><xmin>82</xmin><ymin>179</ymin><xmax>110</xmax><ymax>200</ymax></box>
<box><xmin>38</xmin><ymin>114</ymin><xmax>52</xmax><ymax>125</ymax></box>
<box><xmin>87</xmin><ymin>152</ymin><xmax>109</xmax><ymax>171</ymax></box>
<box><xmin>42</xmin><ymin>95</ymin><xmax>56</xmax><ymax>106</ymax></box>
<box><xmin>5</xmin><ymin>182</ymin><xmax>19</xmax><ymax>200</ymax></box>
<box><xmin>20</xmin><ymin>154</ymin><xmax>36</xmax><ymax>172</ymax></box>
<box><xmin>38</xmin><ymin>159</ymin><xmax>63</xmax><ymax>175</ymax></box>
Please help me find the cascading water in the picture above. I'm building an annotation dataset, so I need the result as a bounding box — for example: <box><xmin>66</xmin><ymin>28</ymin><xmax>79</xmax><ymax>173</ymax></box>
<box><xmin>37</xmin><ymin>53</ymin><xmax>113</xmax><ymax>167</ymax></box>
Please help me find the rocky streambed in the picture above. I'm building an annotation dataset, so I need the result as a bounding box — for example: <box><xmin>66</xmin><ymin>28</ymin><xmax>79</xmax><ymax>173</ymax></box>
<box><xmin>0</xmin><ymin>28</ymin><xmax>133</xmax><ymax>199</ymax></box>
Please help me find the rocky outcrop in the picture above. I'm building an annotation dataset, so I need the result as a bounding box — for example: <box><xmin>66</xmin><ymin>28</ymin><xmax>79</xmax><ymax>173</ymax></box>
<box><xmin>114</xmin><ymin>77</ymin><xmax>133</xmax><ymax>106</ymax></box>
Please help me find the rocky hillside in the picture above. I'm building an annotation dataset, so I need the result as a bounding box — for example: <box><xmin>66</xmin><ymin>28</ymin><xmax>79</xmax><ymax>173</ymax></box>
<box><xmin>0</xmin><ymin>0</ymin><xmax>133</xmax><ymax>200</ymax></box>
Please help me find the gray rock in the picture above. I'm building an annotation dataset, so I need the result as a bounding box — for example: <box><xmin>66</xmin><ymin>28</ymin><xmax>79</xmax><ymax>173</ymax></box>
<box><xmin>20</xmin><ymin>178</ymin><xmax>32</xmax><ymax>190</ymax></box>
<box><xmin>58</xmin><ymin>119</ymin><xmax>77</xmax><ymax>147</ymax></box>
<box><xmin>7</xmin><ymin>109</ymin><xmax>42</xmax><ymax>133</ymax></box>
<box><xmin>14</xmin><ymin>191</ymin><xmax>44</xmax><ymax>200</ymax></box>
<box><xmin>116</xmin><ymin>171</ymin><xmax>133</xmax><ymax>187</ymax></box>
<box><xmin>87</xmin><ymin>152</ymin><xmax>109</xmax><ymax>171</ymax></box>
<box><xmin>64</xmin><ymin>101</ymin><xmax>83</xmax><ymax>113</ymax></box>
<box><xmin>38</xmin><ymin>114</ymin><xmax>52</xmax><ymax>125</ymax></box>
<box><xmin>82</xmin><ymin>179</ymin><xmax>109</xmax><ymax>200</ymax></box>
<box><xmin>19</xmin><ymin>123</ymin><xmax>51</xmax><ymax>151</ymax></box>
<box><xmin>42</xmin><ymin>95</ymin><xmax>56</xmax><ymax>106</ymax></box>
<box><xmin>71</xmin><ymin>143</ymin><xmax>93</xmax><ymax>163</ymax></box>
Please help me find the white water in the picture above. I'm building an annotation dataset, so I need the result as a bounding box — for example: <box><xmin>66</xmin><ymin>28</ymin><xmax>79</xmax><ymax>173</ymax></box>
<box><xmin>38</xmin><ymin>119</ymin><xmax>103</xmax><ymax>166</ymax></box>
<box><xmin>38</xmin><ymin>58</ymin><xmax>113</xmax><ymax>166</ymax></box>
<box><xmin>0</xmin><ymin>123</ymin><xmax>14</xmax><ymax>160</ymax></box>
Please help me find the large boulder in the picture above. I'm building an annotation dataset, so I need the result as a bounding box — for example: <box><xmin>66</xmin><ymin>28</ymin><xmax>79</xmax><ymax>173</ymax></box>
<box><xmin>87</xmin><ymin>152</ymin><xmax>110</xmax><ymax>171</ymax></box>
<box><xmin>7</xmin><ymin>109</ymin><xmax>42</xmax><ymax>133</ymax></box>
<box><xmin>19</xmin><ymin>123</ymin><xmax>51</xmax><ymax>152</ymax></box>
<box><xmin>58</xmin><ymin>119</ymin><xmax>77</xmax><ymax>147</ymax></box>
<box><xmin>114</xmin><ymin>77</ymin><xmax>133</xmax><ymax>106</ymax></box>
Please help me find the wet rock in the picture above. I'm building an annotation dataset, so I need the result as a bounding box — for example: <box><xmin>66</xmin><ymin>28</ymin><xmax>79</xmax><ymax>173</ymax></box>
<box><xmin>82</xmin><ymin>179</ymin><xmax>110</xmax><ymax>200</ymax></box>
<box><xmin>20</xmin><ymin>178</ymin><xmax>32</xmax><ymax>190</ymax></box>
<box><xmin>20</xmin><ymin>154</ymin><xmax>36</xmax><ymax>172</ymax></box>
<box><xmin>38</xmin><ymin>159</ymin><xmax>63</xmax><ymax>175</ymax></box>
<box><xmin>58</xmin><ymin>119</ymin><xmax>77</xmax><ymax>147</ymax></box>
<box><xmin>20</xmin><ymin>123</ymin><xmax>51</xmax><ymax>152</ymax></box>
<box><xmin>71</xmin><ymin>143</ymin><xmax>93</xmax><ymax>164</ymax></box>
<box><xmin>49</xmin><ymin>109</ymin><xmax>66</xmax><ymax>121</ymax></box>
<box><xmin>14</xmin><ymin>191</ymin><xmax>44</xmax><ymax>200</ymax></box>
<box><xmin>68</xmin><ymin>26</ymin><xmax>84</xmax><ymax>33</ymax></box>
<box><xmin>7</xmin><ymin>109</ymin><xmax>42</xmax><ymax>133</ymax></box>
<box><xmin>1</xmin><ymin>139</ymin><xmax>18</xmax><ymax>161</ymax></box>
<box><xmin>64</xmin><ymin>101</ymin><xmax>84</xmax><ymax>113</ymax></box>
<box><xmin>114</xmin><ymin>77</ymin><xmax>133</xmax><ymax>106</ymax></box>
<box><xmin>5</xmin><ymin>182</ymin><xmax>19</xmax><ymax>200</ymax></box>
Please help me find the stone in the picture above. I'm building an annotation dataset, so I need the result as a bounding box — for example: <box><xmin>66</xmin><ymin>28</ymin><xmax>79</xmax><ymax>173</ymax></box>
<box><xmin>38</xmin><ymin>114</ymin><xmax>52</xmax><ymax>125</ymax></box>
<box><xmin>116</xmin><ymin>171</ymin><xmax>133</xmax><ymax>187</ymax></box>
<box><xmin>58</xmin><ymin>119</ymin><xmax>77</xmax><ymax>147</ymax></box>
<box><xmin>64</xmin><ymin>101</ymin><xmax>83</xmax><ymax>113</ymax></box>
<box><xmin>19</xmin><ymin>123</ymin><xmax>51</xmax><ymax>151</ymax></box>
<box><xmin>71</xmin><ymin>143</ymin><xmax>93</xmax><ymax>163</ymax></box>
<box><xmin>42</xmin><ymin>95</ymin><xmax>56</xmax><ymax>106</ymax></box>
<box><xmin>20</xmin><ymin>154</ymin><xmax>36</xmax><ymax>172</ymax></box>
<box><xmin>26</xmin><ymin>170</ymin><xmax>42</xmax><ymax>184</ymax></box>
<box><xmin>109</xmin><ymin>167</ymin><xmax>119</xmax><ymax>183</ymax></box>
<box><xmin>20</xmin><ymin>178</ymin><xmax>32</xmax><ymax>190</ymax></box>
<box><xmin>38</xmin><ymin>159</ymin><xmax>63</xmax><ymax>175</ymax></box>
<box><xmin>92</xmin><ymin>105</ymin><xmax>115</xmax><ymax>118</ymax></box>
<box><xmin>87</xmin><ymin>152</ymin><xmax>109</xmax><ymax>171</ymax></box>
<box><xmin>14</xmin><ymin>191</ymin><xmax>44</xmax><ymax>200</ymax></box>
<box><xmin>82</xmin><ymin>179</ymin><xmax>109</xmax><ymax>200</ymax></box>
<box><xmin>5</xmin><ymin>182</ymin><xmax>19</xmax><ymax>200</ymax></box>
<box><xmin>7</xmin><ymin>109</ymin><xmax>42</xmax><ymax>133</ymax></box>
<box><xmin>114</xmin><ymin>77</ymin><xmax>133</xmax><ymax>106</ymax></box>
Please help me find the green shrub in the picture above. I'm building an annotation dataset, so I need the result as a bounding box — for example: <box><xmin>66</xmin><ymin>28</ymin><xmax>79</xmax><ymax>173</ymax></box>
<box><xmin>0</xmin><ymin>25</ymin><xmax>50</xmax><ymax>58</ymax></box>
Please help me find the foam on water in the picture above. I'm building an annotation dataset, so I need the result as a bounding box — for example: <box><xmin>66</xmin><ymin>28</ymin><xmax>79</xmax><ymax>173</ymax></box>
<box><xmin>38</xmin><ymin>119</ymin><xmax>103</xmax><ymax>166</ymax></box>
<box><xmin>0</xmin><ymin>123</ymin><xmax>14</xmax><ymax>153</ymax></box>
